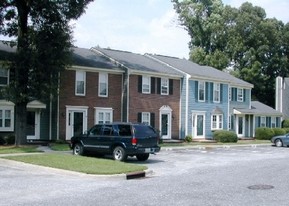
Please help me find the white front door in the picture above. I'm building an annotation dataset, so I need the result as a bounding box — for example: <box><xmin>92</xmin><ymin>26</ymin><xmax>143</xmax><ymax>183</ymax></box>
<box><xmin>66</xmin><ymin>107</ymin><xmax>88</xmax><ymax>140</ymax></box>
<box><xmin>160</xmin><ymin>106</ymin><xmax>172</xmax><ymax>139</ymax></box>
<box><xmin>27</xmin><ymin>110</ymin><xmax>40</xmax><ymax>140</ymax></box>
<box><xmin>192</xmin><ymin>113</ymin><xmax>205</xmax><ymax>138</ymax></box>
<box><xmin>237</xmin><ymin>116</ymin><xmax>245</xmax><ymax>137</ymax></box>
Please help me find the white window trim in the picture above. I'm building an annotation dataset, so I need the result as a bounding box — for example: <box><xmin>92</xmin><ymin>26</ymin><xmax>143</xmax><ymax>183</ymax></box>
<box><xmin>0</xmin><ymin>106</ymin><xmax>15</xmax><ymax>132</ymax></box>
<box><xmin>213</xmin><ymin>83</ymin><xmax>220</xmax><ymax>103</ymax></box>
<box><xmin>237</xmin><ymin>88</ymin><xmax>243</xmax><ymax>102</ymax></box>
<box><xmin>198</xmin><ymin>81</ymin><xmax>205</xmax><ymax>102</ymax></box>
<box><xmin>211</xmin><ymin>114</ymin><xmax>223</xmax><ymax>130</ymax></box>
<box><xmin>142</xmin><ymin>76</ymin><xmax>151</xmax><ymax>94</ymax></box>
<box><xmin>141</xmin><ymin>112</ymin><xmax>151</xmax><ymax>125</ymax></box>
<box><xmin>94</xmin><ymin>107</ymin><xmax>113</xmax><ymax>124</ymax></box>
<box><xmin>161</xmin><ymin>78</ymin><xmax>169</xmax><ymax>95</ymax></box>
<box><xmin>260</xmin><ymin>116</ymin><xmax>266</xmax><ymax>127</ymax></box>
<box><xmin>75</xmin><ymin>71</ymin><xmax>86</xmax><ymax>96</ymax></box>
<box><xmin>98</xmin><ymin>72</ymin><xmax>108</xmax><ymax>97</ymax></box>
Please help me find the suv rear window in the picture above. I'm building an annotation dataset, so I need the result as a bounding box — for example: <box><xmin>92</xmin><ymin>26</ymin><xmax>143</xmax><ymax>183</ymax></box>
<box><xmin>134</xmin><ymin>125</ymin><xmax>157</xmax><ymax>138</ymax></box>
<box><xmin>117</xmin><ymin>125</ymin><xmax>132</xmax><ymax>136</ymax></box>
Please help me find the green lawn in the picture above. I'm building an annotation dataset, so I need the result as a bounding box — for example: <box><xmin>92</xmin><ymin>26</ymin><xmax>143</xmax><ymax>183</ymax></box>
<box><xmin>0</xmin><ymin>146</ymin><xmax>41</xmax><ymax>154</ymax></box>
<box><xmin>3</xmin><ymin>153</ymin><xmax>147</xmax><ymax>175</ymax></box>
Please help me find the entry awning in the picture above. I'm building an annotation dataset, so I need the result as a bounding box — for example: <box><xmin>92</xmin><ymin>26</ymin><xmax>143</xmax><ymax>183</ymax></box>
<box><xmin>27</xmin><ymin>100</ymin><xmax>46</xmax><ymax>109</ymax></box>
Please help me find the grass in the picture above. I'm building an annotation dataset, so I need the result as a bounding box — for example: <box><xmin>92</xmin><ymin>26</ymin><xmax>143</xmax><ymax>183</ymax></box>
<box><xmin>49</xmin><ymin>143</ymin><xmax>70</xmax><ymax>151</ymax></box>
<box><xmin>3</xmin><ymin>153</ymin><xmax>148</xmax><ymax>175</ymax></box>
<box><xmin>0</xmin><ymin>145</ymin><xmax>42</xmax><ymax>154</ymax></box>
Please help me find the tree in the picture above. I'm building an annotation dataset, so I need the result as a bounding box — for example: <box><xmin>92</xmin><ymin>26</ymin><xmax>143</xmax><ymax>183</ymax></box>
<box><xmin>0</xmin><ymin>0</ymin><xmax>93</xmax><ymax>145</ymax></box>
<box><xmin>173</xmin><ymin>0</ymin><xmax>289</xmax><ymax>107</ymax></box>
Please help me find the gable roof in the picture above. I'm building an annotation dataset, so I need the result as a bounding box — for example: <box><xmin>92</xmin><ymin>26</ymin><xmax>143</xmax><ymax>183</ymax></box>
<box><xmin>72</xmin><ymin>47</ymin><xmax>118</xmax><ymax>70</ymax></box>
<box><xmin>146</xmin><ymin>54</ymin><xmax>253</xmax><ymax>88</ymax></box>
<box><xmin>91</xmin><ymin>47</ymin><xmax>183</xmax><ymax>77</ymax></box>
<box><xmin>234</xmin><ymin>101</ymin><xmax>282</xmax><ymax>116</ymax></box>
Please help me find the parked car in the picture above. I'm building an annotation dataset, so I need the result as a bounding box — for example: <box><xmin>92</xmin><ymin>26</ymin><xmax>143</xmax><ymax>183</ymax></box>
<box><xmin>70</xmin><ymin>122</ymin><xmax>161</xmax><ymax>161</ymax></box>
<box><xmin>271</xmin><ymin>133</ymin><xmax>289</xmax><ymax>147</ymax></box>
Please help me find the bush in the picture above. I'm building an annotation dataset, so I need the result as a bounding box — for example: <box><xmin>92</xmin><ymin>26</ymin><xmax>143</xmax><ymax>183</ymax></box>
<box><xmin>184</xmin><ymin>135</ymin><xmax>192</xmax><ymax>142</ymax></box>
<box><xmin>284</xmin><ymin>128</ymin><xmax>289</xmax><ymax>133</ymax></box>
<box><xmin>272</xmin><ymin>128</ymin><xmax>286</xmax><ymax>136</ymax></box>
<box><xmin>0</xmin><ymin>136</ymin><xmax>6</xmax><ymax>145</ymax></box>
<box><xmin>213</xmin><ymin>130</ymin><xmax>238</xmax><ymax>143</ymax></box>
<box><xmin>255</xmin><ymin>127</ymin><xmax>274</xmax><ymax>140</ymax></box>
<box><xmin>282</xmin><ymin>119</ymin><xmax>289</xmax><ymax>128</ymax></box>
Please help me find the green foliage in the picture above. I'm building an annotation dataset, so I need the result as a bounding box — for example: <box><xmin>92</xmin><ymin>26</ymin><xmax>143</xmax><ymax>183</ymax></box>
<box><xmin>0</xmin><ymin>134</ymin><xmax>15</xmax><ymax>145</ymax></box>
<box><xmin>282</xmin><ymin>119</ymin><xmax>289</xmax><ymax>128</ymax></box>
<box><xmin>272</xmin><ymin>128</ymin><xmax>286</xmax><ymax>136</ymax></box>
<box><xmin>213</xmin><ymin>130</ymin><xmax>238</xmax><ymax>143</ymax></box>
<box><xmin>184</xmin><ymin>135</ymin><xmax>193</xmax><ymax>142</ymax></box>
<box><xmin>255</xmin><ymin>127</ymin><xmax>274</xmax><ymax>140</ymax></box>
<box><xmin>173</xmin><ymin>0</ymin><xmax>289</xmax><ymax>107</ymax></box>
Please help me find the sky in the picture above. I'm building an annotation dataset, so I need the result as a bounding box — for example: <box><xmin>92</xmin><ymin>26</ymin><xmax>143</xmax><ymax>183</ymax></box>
<box><xmin>1</xmin><ymin>0</ymin><xmax>289</xmax><ymax>59</ymax></box>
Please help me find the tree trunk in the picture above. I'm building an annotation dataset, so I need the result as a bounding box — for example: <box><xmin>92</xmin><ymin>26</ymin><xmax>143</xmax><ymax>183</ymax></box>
<box><xmin>15</xmin><ymin>102</ymin><xmax>28</xmax><ymax>146</ymax></box>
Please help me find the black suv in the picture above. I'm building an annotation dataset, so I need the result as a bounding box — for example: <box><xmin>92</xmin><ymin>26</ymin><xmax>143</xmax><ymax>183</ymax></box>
<box><xmin>70</xmin><ymin>122</ymin><xmax>161</xmax><ymax>161</ymax></box>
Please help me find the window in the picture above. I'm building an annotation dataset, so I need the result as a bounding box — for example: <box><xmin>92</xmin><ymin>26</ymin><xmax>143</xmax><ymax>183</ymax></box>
<box><xmin>0</xmin><ymin>67</ymin><xmax>9</xmax><ymax>86</ymax></box>
<box><xmin>161</xmin><ymin>78</ymin><xmax>169</xmax><ymax>95</ymax></box>
<box><xmin>142</xmin><ymin>76</ymin><xmax>151</xmax><ymax>94</ymax></box>
<box><xmin>237</xmin><ymin>88</ymin><xmax>243</xmax><ymax>102</ymax></box>
<box><xmin>211</xmin><ymin>114</ymin><xmax>223</xmax><ymax>130</ymax></box>
<box><xmin>141</xmin><ymin>112</ymin><xmax>150</xmax><ymax>125</ymax></box>
<box><xmin>0</xmin><ymin>107</ymin><xmax>14</xmax><ymax>131</ymax></box>
<box><xmin>95</xmin><ymin>108</ymin><xmax>113</xmax><ymax>124</ymax></box>
<box><xmin>102</xmin><ymin>125</ymin><xmax>113</xmax><ymax>136</ymax></box>
<box><xmin>271</xmin><ymin>117</ymin><xmax>276</xmax><ymax>128</ymax></box>
<box><xmin>99</xmin><ymin>73</ymin><xmax>108</xmax><ymax>97</ymax></box>
<box><xmin>260</xmin><ymin>116</ymin><xmax>266</xmax><ymax>127</ymax></box>
<box><xmin>213</xmin><ymin>83</ymin><xmax>220</xmax><ymax>103</ymax></box>
<box><xmin>75</xmin><ymin>71</ymin><xmax>86</xmax><ymax>96</ymax></box>
<box><xmin>198</xmin><ymin>81</ymin><xmax>205</xmax><ymax>102</ymax></box>
<box><xmin>90</xmin><ymin>125</ymin><xmax>102</xmax><ymax>135</ymax></box>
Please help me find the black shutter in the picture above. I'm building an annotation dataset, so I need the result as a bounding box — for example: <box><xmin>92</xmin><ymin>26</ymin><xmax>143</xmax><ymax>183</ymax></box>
<box><xmin>209</xmin><ymin>82</ymin><xmax>213</xmax><ymax>102</ymax></box>
<box><xmin>258</xmin><ymin>116</ymin><xmax>261</xmax><ymax>127</ymax></box>
<box><xmin>220</xmin><ymin>84</ymin><xmax>223</xmax><ymax>102</ymax></box>
<box><xmin>151</xmin><ymin>77</ymin><xmax>155</xmax><ymax>94</ymax></box>
<box><xmin>137</xmin><ymin>113</ymin><xmax>142</xmax><ymax>123</ymax></box>
<box><xmin>233</xmin><ymin>88</ymin><xmax>237</xmax><ymax>101</ymax></box>
<box><xmin>243</xmin><ymin>89</ymin><xmax>246</xmax><ymax>102</ymax></box>
<box><xmin>138</xmin><ymin>76</ymin><xmax>142</xmax><ymax>93</ymax></box>
<box><xmin>157</xmin><ymin>78</ymin><xmax>161</xmax><ymax>94</ymax></box>
<box><xmin>206</xmin><ymin>82</ymin><xmax>209</xmax><ymax>102</ymax></box>
<box><xmin>169</xmin><ymin>79</ymin><xmax>173</xmax><ymax>95</ymax></box>
<box><xmin>150</xmin><ymin>113</ymin><xmax>155</xmax><ymax>128</ymax></box>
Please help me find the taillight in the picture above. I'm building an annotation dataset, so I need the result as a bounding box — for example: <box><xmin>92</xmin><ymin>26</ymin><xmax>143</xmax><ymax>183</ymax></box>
<box><xmin>132</xmin><ymin>137</ymin><xmax>137</xmax><ymax>145</ymax></box>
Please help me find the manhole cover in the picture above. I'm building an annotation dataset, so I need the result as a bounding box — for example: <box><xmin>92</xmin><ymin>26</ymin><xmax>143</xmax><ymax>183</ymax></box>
<box><xmin>247</xmin><ymin>184</ymin><xmax>274</xmax><ymax>190</ymax></box>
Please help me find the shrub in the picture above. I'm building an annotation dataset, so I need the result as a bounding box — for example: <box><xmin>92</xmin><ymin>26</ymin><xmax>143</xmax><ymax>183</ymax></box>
<box><xmin>272</xmin><ymin>128</ymin><xmax>286</xmax><ymax>136</ymax></box>
<box><xmin>282</xmin><ymin>119</ymin><xmax>289</xmax><ymax>128</ymax></box>
<box><xmin>5</xmin><ymin>134</ymin><xmax>15</xmax><ymax>145</ymax></box>
<box><xmin>213</xmin><ymin>130</ymin><xmax>238</xmax><ymax>143</ymax></box>
<box><xmin>0</xmin><ymin>136</ymin><xmax>6</xmax><ymax>145</ymax></box>
<box><xmin>184</xmin><ymin>135</ymin><xmax>192</xmax><ymax>142</ymax></box>
<box><xmin>255</xmin><ymin>127</ymin><xmax>274</xmax><ymax>140</ymax></box>
<box><xmin>283</xmin><ymin>128</ymin><xmax>289</xmax><ymax>133</ymax></box>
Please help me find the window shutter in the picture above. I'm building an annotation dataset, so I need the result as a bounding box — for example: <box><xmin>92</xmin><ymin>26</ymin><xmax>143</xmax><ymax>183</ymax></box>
<box><xmin>233</xmin><ymin>88</ymin><xmax>237</xmax><ymax>101</ymax></box>
<box><xmin>258</xmin><ymin>116</ymin><xmax>261</xmax><ymax>127</ymax></box>
<box><xmin>150</xmin><ymin>113</ymin><xmax>155</xmax><ymax>128</ymax></box>
<box><xmin>266</xmin><ymin>117</ymin><xmax>270</xmax><ymax>127</ymax></box>
<box><xmin>243</xmin><ymin>89</ymin><xmax>246</xmax><ymax>102</ymax></box>
<box><xmin>157</xmin><ymin>78</ymin><xmax>161</xmax><ymax>94</ymax></box>
<box><xmin>138</xmin><ymin>76</ymin><xmax>142</xmax><ymax>93</ymax></box>
<box><xmin>220</xmin><ymin>84</ymin><xmax>223</xmax><ymax>102</ymax></box>
<box><xmin>195</xmin><ymin>81</ymin><xmax>198</xmax><ymax>102</ymax></box>
<box><xmin>137</xmin><ymin>113</ymin><xmax>142</xmax><ymax>123</ymax></box>
<box><xmin>151</xmin><ymin>77</ymin><xmax>155</xmax><ymax>94</ymax></box>
<box><xmin>169</xmin><ymin>79</ymin><xmax>173</xmax><ymax>95</ymax></box>
<box><xmin>206</xmin><ymin>82</ymin><xmax>209</xmax><ymax>102</ymax></box>
<box><xmin>210</xmin><ymin>82</ymin><xmax>213</xmax><ymax>102</ymax></box>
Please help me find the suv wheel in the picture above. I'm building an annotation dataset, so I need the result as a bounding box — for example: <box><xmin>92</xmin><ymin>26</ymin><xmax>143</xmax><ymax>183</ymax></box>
<box><xmin>73</xmin><ymin>143</ymin><xmax>84</xmax><ymax>155</ymax></box>
<box><xmin>113</xmin><ymin>146</ymin><xmax>127</xmax><ymax>161</ymax></box>
<box><xmin>136</xmin><ymin>153</ymin><xmax>150</xmax><ymax>161</ymax></box>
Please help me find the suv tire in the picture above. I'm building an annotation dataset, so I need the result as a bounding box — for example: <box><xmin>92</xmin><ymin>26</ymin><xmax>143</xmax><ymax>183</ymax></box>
<box><xmin>113</xmin><ymin>146</ymin><xmax>127</xmax><ymax>161</ymax></box>
<box><xmin>136</xmin><ymin>153</ymin><xmax>150</xmax><ymax>161</ymax></box>
<box><xmin>73</xmin><ymin>143</ymin><xmax>84</xmax><ymax>155</ymax></box>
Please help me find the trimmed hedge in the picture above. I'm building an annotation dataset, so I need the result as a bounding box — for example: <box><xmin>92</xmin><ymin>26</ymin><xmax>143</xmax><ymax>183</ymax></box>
<box><xmin>213</xmin><ymin>130</ymin><xmax>238</xmax><ymax>143</ymax></box>
<box><xmin>255</xmin><ymin>127</ymin><xmax>275</xmax><ymax>140</ymax></box>
<box><xmin>272</xmin><ymin>128</ymin><xmax>286</xmax><ymax>136</ymax></box>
